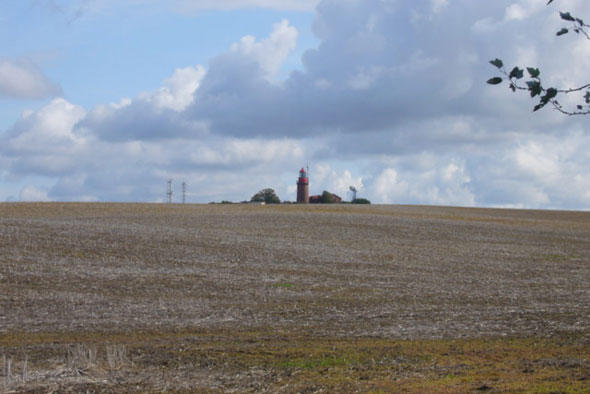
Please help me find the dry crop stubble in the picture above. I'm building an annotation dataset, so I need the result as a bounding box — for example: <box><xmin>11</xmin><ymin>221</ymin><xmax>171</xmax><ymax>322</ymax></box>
<box><xmin>0</xmin><ymin>202</ymin><xmax>589</xmax><ymax>391</ymax></box>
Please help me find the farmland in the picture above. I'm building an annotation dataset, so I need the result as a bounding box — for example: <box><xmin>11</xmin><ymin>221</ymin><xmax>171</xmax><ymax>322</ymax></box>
<box><xmin>1</xmin><ymin>202</ymin><xmax>589</xmax><ymax>392</ymax></box>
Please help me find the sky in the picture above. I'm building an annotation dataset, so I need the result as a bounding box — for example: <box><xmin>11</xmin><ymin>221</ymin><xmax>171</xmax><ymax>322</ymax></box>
<box><xmin>1</xmin><ymin>0</ymin><xmax>589</xmax><ymax>209</ymax></box>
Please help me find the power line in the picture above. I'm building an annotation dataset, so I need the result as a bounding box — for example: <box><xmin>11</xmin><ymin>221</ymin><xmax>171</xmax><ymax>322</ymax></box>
<box><xmin>166</xmin><ymin>179</ymin><xmax>173</xmax><ymax>204</ymax></box>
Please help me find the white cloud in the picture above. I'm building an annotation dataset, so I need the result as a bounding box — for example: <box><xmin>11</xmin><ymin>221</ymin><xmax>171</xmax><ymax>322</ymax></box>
<box><xmin>230</xmin><ymin>19</ymin><xmax>298</xmax><ymax>79</ymax></box>
<box><xmin>431</xmin><ymin>0</ymin><xmax>449</xmax><ymax>14</ymax></box>
<box><xmin>371</xmin><ymin>159</ymin><xmax>475</xmax><ymax>206</ymax></box>
<box><xmin>2</xmin><ymin>98</ymin><xmax>89</xmax><ymax>177</ymax></box>
<box><xmin>373</xmin><ymin>168</ymin><xmax>408</xmax><ymax>204</ymax></box>
<box><xmin>19</xmin><ymin>185</ymin><xmax>50</xmax><ymax>202</ymax></box>
<box><xmin>310</xmin><ymin>164</ymin><xmax>364</xmax><ymax>199</ymax></box>
<box><xmin>504</xmin><ymin>4</ymin><xmax>528</xmax><ymax>21</ymax></box>
<box><xmin>0</xmin><ymin>58</ymin><xmax>61</xmax><ymax>99</ymax></box>
<box><xmin>502</xmin><ymin>133</ymin><xmax>590</xmax><ymax>208</ymax></box>
<box><xmin>143</xmin><ymin>65</ymin><xmax>206</xmax><ymax>111</ymax></box>
<box><xmin>188</xmin><ymin>138</ymin><xmax>304</xmax><ymax>167</ymax></box>
<box><xmin>471</xmin><ymin>17</ymin><xmax>499</xmax><ymax>34</ymax></box>
<box><xmin>5</xmin><ymin>98</ymin><xmax>87</xmax><ymax>155</ymax></box>
<box><xmin>514</xmin><ymin>142</ymin><xmax>560</xmax><ymax>180</ymax></box>
<box><xmin>504</xmin><ymin>0</ymin><xmax>545</xmax><ymax>22</ymax></box>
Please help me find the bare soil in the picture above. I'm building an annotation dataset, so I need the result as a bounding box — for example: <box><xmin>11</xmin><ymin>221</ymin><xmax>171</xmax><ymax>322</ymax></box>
<box><xmin>0</xmin><ymin>203</ymin><xmax>589</xmax><ymax>392</ymax></box>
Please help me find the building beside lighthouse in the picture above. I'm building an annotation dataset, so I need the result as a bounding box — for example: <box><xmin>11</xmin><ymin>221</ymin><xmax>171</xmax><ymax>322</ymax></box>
<box><xmin>296</xmin><ymin>167</ymin><xmax>309</xmax><ymax>203</ymax></box>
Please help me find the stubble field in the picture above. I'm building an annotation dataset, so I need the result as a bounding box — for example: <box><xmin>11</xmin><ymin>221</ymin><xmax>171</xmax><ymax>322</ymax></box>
<box><xmin>0</xmin><ymin>202</ymin><xmax>589</xmax><ymax>392</ymax></box>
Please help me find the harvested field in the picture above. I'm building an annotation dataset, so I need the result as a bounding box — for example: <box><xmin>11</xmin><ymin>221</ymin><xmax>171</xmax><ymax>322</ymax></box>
<box><xmin>1</xmin><ymin>202</ymin><xmax>589</xmax><ymax>392</ymax></box>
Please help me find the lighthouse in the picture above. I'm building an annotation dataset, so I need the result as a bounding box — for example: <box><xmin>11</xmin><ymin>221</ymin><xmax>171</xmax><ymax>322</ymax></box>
<box><xmin>296</xmin><ymin>167</ymin><xmax>309</xmax><ymax>203</ymax></box>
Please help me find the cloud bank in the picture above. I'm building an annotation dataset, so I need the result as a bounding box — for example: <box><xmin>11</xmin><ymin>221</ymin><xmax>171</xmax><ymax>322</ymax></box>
<box><xmin>3</xmin><ymin>0</ymin><xmax>590</xmax><ymax>208</ymax></box>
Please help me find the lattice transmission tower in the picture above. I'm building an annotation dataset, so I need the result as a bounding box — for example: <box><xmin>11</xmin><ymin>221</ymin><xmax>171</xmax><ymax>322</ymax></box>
<box><xmin>166</xmin><ymin>179</ymin><xmax>173</xmax><ymax>204</ymax></box>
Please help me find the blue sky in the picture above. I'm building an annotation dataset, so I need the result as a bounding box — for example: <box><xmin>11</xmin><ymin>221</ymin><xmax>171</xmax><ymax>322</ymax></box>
<box><xmin>1</xmin><ymin>0</ymin><xmax>590</xmax><ymax>209</ymax></box>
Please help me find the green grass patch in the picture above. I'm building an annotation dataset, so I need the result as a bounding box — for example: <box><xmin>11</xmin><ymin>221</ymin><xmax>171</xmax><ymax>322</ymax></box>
<box><xmin>272</xmin><ymin>282</ymin><xmax>296</xmax><ymax>288</ymax></box>
<box><xmin>279</xmin><ymin>355</ymin><xmax>352</xmax><ymax>369</ymax></box>
<box><xmin>542</xmin><ymin>253</ymin><xmax>575</xmax><ymax>263</ymax></box>
<box><xmin>1</xmin><ymin>328</ymin><xmax>589</xmax><ymax>392</ymax></box>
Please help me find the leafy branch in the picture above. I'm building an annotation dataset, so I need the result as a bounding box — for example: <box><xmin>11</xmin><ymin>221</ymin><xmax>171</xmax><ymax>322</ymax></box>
<box><xmin>487</xmin><ymin>2</ymin><xmax>590</xmax><ymax>116</ymax></box>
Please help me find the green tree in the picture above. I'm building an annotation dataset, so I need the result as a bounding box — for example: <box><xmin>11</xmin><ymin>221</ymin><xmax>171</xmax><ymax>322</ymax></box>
<box><xmin>488</xmin><ymin>0</ymin><xmax>590</xmax><ymax>115</ymax></box>
<box><xmin>320</xmin><ymin>191</ymin><xmax>338</xmax><ymax>204</ymax></box>
<box><xmin>351</xmin><ymin>198</ymin><xmax>371</xmax><ymax>204</ymax></box>
<box><xmin>250</xmin><ymin>188</ymin><xmax>280</xmax><ymax>204</ymax></box>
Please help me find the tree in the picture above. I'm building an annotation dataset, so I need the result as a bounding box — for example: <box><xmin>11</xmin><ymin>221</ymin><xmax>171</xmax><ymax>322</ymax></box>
<box><xmin>488</xmin><ymin>0</ymin><xmax>590</xmax><ymax>115</ymax></box>
<box><xmin>351</xmin><ymin>198</ymin><xmax>371</xmax><ymax>204</ymax></box>
<box><xmin>320</xmin><ymin>191</ymin><xmax>341</xmax><ymax>204</ymax></box>
<box><xmin>250</xmin><ymin>188</ymin><xmax>280</xmax><ymax>204</ymax></box>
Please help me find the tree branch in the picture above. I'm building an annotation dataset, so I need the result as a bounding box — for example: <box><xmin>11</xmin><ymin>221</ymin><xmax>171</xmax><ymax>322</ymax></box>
<box><xmin>551</xmin><ymin>101</ymin><xmax>590</xmax><ymax>116</ymax></box>
<box><xmin>557</xmin><ymin>83</ymin><xmax>590</xmax><ymax>94</ymax></box>
<box><xmin>487</xmin><ymin>3</ymin><xmax>590</xmax><ymax>116</ymax></box>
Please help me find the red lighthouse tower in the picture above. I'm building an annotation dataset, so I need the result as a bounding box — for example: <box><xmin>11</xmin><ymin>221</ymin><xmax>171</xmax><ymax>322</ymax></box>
<box><xmin>297</xmin><ymin>167</ymin><xmax>309</xmax><ymax>203</ymax></box>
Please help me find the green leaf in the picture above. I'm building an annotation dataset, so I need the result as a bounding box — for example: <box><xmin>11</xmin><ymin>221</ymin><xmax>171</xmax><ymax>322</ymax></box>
<box><xmin>509</xmin><ymin>67</ymin><xmax>524</xmax><ymax>79</ymax></box>
<box><xmin>584</xmin><ymin>91</ymin><xmax>590</xmax><ymax>104</ymax></box>
<box><xmin>533</xmin><ymin>103</ymin><xmax>545</xmax><ymax>112</ymax></box>
<box><xmin>489</xmin><ymin>59</ymin><xmax>503</xmax><ymax>69</ymax></box>
<box><xmin>560</xmin><ymin>12</ymin><xmax>575</xmax><ymax>22</ymax></box>
<box><xmin>487</xmin><ymin>77</ymin><xmax>503</xmax><ymax>85</ymax></box>
<box><xmin>556</xmin><ymin>28</ymin><xmax>569</xmax><ymax>36</ymax></box>
<box><xmin>545</xmin><ymin>88</ymin><xmax>557</xmax><ymax>99</ymax></box>
<box><xmin>541</xmin><ymin>88</ymin><xmax>558</xmax><ymax>103</ymax></box>
<box><xmin>577</xmin><ymin>105</ymin><xmax>583</xmax><ymax>110</ymax></box>
<box><xmin>576</xmin><ymin>18</ymin><xmax>584</xmax><ymax>26</ymax></box>
<box><xmin>526</xmin><ymin>81</ymin><xmax>542</xmax><ymax>97</ymax></box>
<box><xmin>526</xmin><ymin>67</ymin><xmax>540</xmax><ymax>78</ymax></box>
